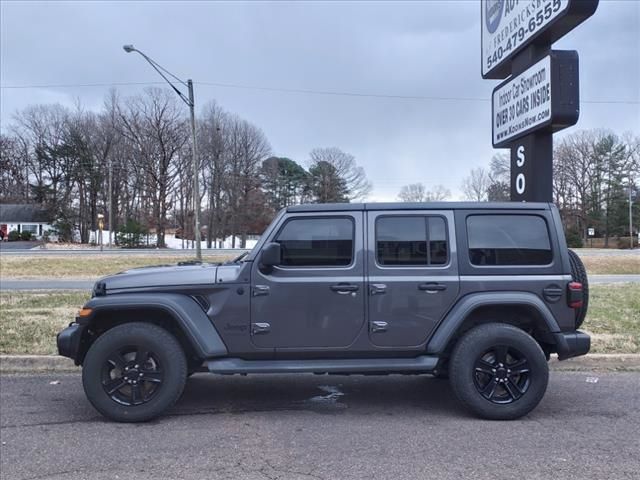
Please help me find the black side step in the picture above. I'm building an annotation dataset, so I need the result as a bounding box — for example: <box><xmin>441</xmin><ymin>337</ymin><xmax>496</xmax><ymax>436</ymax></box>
<box><xmin>206</xmin><ymin>356</ymin><xmax>439</xmax><ymax>375</ymax></box>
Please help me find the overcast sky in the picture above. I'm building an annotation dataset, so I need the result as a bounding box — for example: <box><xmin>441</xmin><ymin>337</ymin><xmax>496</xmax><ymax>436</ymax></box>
<box><xmin>1</xmin><ymin>0</ymin><xmax>638</xmax><ymax>200</ymax></box>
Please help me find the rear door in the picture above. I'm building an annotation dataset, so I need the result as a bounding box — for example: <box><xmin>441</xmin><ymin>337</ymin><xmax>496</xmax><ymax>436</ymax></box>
<box><xmin>251</xmin><ymin>212</ymin><xmax>365</xmax><ymax>350</ymax></box>
<box><xmin>366</xmin><ymin>210</ymin><xmax>460</xmax><ymax>347</ymax></box>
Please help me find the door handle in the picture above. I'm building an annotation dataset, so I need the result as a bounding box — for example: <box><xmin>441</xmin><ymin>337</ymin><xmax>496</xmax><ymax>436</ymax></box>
<box><xmin>252</xmin><ymin>322</ymin><xmax>271</xmax><ymax>335</ymax></box>
<box><xmin>369</xmin><ymin>283</ymin><xmax>387</xmax><ymax>295</ymax></box>
<box><xmin>371</xmin><ymin>321</ymin><xmax>388</xmax><ymax>333</ymax></box>
<box><xmin>418</xmin><ymin>283</ymin><xmax>447</xmax><ymax>293</ymax></box>
<box><xmin>330</xmin><ymin>283</ymin><xmax>359</xmax><ymax>294</ymax></box>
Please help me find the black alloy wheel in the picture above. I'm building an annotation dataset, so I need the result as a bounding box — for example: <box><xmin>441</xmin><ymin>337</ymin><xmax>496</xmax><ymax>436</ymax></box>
<box><xmin>101</xmin><ymin>347</ymin><xmax>164</xmax><ymax>406</ymax></box>
<box><xmin>473</xmin><ymin>345</ymin><xmax>530</xmax><ymax>404</ymax></box>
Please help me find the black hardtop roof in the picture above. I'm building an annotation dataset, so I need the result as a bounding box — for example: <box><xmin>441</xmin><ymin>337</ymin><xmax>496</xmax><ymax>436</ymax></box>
<box><xmin>287</xmin><ymin>202</ymin><xmax>551</xmax><ymax>213</ymax></box>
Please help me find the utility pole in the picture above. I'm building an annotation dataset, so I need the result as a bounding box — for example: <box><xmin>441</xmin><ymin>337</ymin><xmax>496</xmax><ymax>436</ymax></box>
<box><xmin>188</xmin><ymin>79</ymin><xmax>201</xmax><ymax>260</ymax></box>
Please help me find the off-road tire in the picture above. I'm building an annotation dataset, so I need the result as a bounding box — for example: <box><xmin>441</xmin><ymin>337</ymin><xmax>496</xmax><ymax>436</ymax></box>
<box><xmin>82</xmin><ymin>322</ymin><xmax>187</xmax><ymax>422</ymax></box>
<box><xmin>449</xmin><ymin>323</ymin><xmax>549</xmax><ymax>420</ymax></box>
<box><xmin>568</xmin><ymin>249</ymin><xmax>589</xmax><ymax>328</ymax></box>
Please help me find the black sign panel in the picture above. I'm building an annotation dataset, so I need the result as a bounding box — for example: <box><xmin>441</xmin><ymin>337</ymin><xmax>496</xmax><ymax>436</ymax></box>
<box><xmin>492</xmin><ymin>50</ymin><xmax>579</xmax><ymax>148</ymax></box>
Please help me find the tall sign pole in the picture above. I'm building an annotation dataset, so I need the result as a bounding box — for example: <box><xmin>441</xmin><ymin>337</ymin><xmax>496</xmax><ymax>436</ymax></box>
<box><xmin>481</xmin><ymin>0</ymin><xmax>598</xmax><ymax>202</ymax></box>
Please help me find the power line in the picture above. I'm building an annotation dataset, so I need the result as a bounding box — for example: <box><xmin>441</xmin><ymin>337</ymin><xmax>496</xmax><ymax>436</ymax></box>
<box><xmin>1</xmin><ymin>80</ymin><xmax>638</xmax><ymax>105</ymax></box>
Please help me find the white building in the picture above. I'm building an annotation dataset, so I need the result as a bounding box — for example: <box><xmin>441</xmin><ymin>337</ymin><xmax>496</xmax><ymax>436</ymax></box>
<box><xmin>0</xmin><ymin>204</ymin><xmax>53</xmax><ymax>240</ymax></box>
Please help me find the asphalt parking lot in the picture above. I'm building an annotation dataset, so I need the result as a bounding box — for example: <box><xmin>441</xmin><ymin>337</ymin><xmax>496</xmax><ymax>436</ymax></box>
<box><xmin>1</xmin><ymin>371</ymin><xmax>638</xmax><ymax>480</ymax></box>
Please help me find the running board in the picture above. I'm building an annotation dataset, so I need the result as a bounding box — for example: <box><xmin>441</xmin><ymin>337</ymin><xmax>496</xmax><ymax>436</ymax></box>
<box><xmin>206</xmin><ymin>355</ymin><xmax>439</xmax><ymax>374</ymax></box>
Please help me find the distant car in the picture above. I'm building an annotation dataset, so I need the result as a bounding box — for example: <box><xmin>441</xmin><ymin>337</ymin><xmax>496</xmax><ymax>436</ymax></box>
<box><xmin>58</xmin><ymin>202</ymin><xmax>589</xmax><ymax>422</ymax></box>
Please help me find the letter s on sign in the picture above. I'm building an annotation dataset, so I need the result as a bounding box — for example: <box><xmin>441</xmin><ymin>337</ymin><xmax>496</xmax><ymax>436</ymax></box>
<box><xmin>516</xmin><ymin>145</ymin><xmax>525</xmax><ymax>167</ymax></box>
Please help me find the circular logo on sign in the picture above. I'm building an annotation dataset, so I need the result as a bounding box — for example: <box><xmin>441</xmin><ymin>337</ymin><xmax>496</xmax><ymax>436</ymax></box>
<box><xmin>485</xmin><ymin>0</ymin><xmax>504</xmax><ymax>34</ymax></box>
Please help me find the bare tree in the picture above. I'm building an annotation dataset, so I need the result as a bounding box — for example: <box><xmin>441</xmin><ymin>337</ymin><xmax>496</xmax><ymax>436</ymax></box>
<box><xmin>398</xmin><ymin>183</ymin><xmax>426</xmax><ymax>202</ymax></box>
<box><xmin>0</xmin><ymin>134</ymin><xmax>28</xmax><ymax>202</ymax></box>
<box><xmin>116</xmin><ymin>88</ymin><xmax>188</xmax><ymax>247</ymax></box>
<box><xmin>309</xmin><ymin>147</ymin><xmax>371</xmax><ymax>201</ymax></box>
<box><xmin>199</xmin><ymin>101</ymin><xmax>229</xmax><ymax>247</ymax></box>
<box><xmin>424</xmin><ymin>184</ymin><xmax>451</xmax><ymax>201</ymax></box>
<box><xmin>461</xmin><ymin>167</ymin><xmax>490</xmax><ymax>201</ymax></box>
<box><xmin>224</xmin><ymin>115</ymin><xmax>272</xmax><ymax>247</ymax></box>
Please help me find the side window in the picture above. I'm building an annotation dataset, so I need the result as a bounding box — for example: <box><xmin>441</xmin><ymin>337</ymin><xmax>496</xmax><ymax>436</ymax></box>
<box><xmin>376</xmin><ymin>216</ymin><xmax>448</xmax><ymax>266</ymax></box>
<box><xmin>467</xmin><ymin>215</ymin><xmax>552</xmax><ymax>266</ymax></box>
<box><xmin>275</xmin><ymin>217</ymin><xmax>354</xmax><ymax>267</ymax></box>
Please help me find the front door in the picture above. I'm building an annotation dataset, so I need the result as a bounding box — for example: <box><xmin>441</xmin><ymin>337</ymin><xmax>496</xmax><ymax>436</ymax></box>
<box><xmin>251</xmin><ymin>212</ymin><xmax>365</xmax><ymax>350</ymax></box>
<box><xmin>367</xmin><ymin>210</ymin><xmax>460</xmax><ymax>347</ymax></box>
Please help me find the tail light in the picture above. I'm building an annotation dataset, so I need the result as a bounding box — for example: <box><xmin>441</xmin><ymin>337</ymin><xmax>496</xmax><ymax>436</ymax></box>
<box><xmin>567</xmin><ymin>281</ymin><xmax>583</xmax><ymax>308</ymax></box>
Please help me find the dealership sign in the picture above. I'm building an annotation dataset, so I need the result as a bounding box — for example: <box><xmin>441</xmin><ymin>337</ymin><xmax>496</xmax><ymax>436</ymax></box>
<box><xmin>492</xmin><ymin>51</ymin><xmax>578</xmax><ymax>147</ymax></box>
<box><xmin>482</xmin><ymin>0</ymin><xmax>598</xmax><ymax>79</ymax></box>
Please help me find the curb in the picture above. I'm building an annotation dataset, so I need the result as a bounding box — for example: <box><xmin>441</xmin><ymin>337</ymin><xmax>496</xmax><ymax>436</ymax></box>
<box><xmin>0</xmin><ymin>355</ymin><xmax>79</xmax><ymax>373</ymax></box>
<box><xmin>548</xmin><ymin>354</ymin><xmax>640</xmax><ymax>371</ymax></box>
<box><xmin>2</xmin><ymin>354</ymin><xmax>639</xmax><ymax>374</ymax></box>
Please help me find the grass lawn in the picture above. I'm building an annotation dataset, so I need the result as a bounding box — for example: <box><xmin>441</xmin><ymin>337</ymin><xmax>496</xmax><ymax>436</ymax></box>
<box><xmin>583</xmin><ymin>284</ymin><xmax>640</xmax><ymax>354</ymax></box>
<box><xmin>0</xmin><ymin>290</ymin><xmax>89</xmax><ymax>355</ymax></box>
<box><xmin>579</xmin><ymin>255</ymin><xmax>640</xmax><ymax>275</ymax></box>
<box><xmin>0</xmin><ymin>285</ymin><xmax>638</xmax><ymax>355</ymax></box>
<box><xmin>0</xmin><ymin>253</ymin><xmax>235</xmax><ymax>279</ymax></box>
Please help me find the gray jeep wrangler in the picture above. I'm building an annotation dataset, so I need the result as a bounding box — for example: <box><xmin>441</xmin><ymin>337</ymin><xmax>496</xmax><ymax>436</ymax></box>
<box><xmin>58</xmin><ymin>202</ymin><xmax>590</xmax><ymax>422</ymax></box>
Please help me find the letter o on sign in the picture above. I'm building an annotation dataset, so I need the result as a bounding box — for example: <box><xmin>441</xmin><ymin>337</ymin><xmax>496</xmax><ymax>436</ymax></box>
<box><xmin>516</xmin><ymin>173</ymin><xmax>526</xmax><ymax>194</ymax></box>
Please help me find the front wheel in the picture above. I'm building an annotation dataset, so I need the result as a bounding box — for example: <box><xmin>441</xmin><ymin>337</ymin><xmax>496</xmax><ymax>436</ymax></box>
<box><xmin>82</xmin><ymin>322</ymin><xmax>187</xmax><ymax>422</ymax></box>
<box><xmin>449</xmin><ymin>323</ymin><xmax>549</xmax><ymax>420</ymax></box>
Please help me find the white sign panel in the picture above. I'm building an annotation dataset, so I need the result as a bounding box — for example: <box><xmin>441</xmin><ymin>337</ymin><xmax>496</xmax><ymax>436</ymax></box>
<box><xmin>482</xmin><ymin>0</ymin><xmax>569</xmax><ymax>78</ymax></box>
<box><xmin>588</xmin><ymin>227</ymin><xmax>595</xmax><ymax>236</ymax></box>
<box><xmin>493</xmin><ymin>55</ymin><xmax>551</xmax><ymax>146</ymax></box>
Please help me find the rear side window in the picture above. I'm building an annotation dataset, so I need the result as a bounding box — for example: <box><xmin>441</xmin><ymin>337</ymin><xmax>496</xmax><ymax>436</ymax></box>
<box><xmin>376</xmin><ymin>216</ymin><xmax>448</xmax><ymax>266</ymax></box>
<box><xmin>467</xmin><ymin>215</ymin><xmax>552</xmax><ymax>266</ymax></box>
<box><xmin>275</xmin><ymin>217</ymin><xmax>353</xmax><ymax>267</ymax></box>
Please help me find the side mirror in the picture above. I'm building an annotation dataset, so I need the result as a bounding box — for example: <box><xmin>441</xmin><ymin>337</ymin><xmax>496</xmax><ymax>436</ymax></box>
<box><xmin>260</xmin><ymin>242</ymin><xmax>281</xmax><ymax>269</ymax></box>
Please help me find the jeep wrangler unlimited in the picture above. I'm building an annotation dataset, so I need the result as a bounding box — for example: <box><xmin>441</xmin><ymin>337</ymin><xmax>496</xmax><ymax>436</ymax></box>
<box><xmin>58</xmin><ymin>202</ymin><xmax>590</xmax><ymax>422</ymax></box>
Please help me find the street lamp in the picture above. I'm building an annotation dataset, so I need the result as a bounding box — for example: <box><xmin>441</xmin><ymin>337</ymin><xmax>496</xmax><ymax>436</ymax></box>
<box><xmin>122</xmin><ymin>44</ymin><xmax>202</xmax><ymax>260</ymax></box>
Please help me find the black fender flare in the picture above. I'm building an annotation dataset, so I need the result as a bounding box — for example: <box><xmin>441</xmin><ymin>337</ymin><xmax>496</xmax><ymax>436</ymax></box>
<box><xmin>426</xmin><ymin>292</ymin><xmax>561</xmax><ymax>355</ymax></box>
<box><xmin>82</xmin><ymin>293</ymin><xmax>228</xmax><ymax>358</ymax></box>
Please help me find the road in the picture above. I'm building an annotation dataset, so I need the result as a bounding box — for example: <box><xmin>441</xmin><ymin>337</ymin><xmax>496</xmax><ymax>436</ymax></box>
<box><xmin>1</xmin><ymin>372</ymin><xmax>638</xmax><ymax>480</ymax></box>
<box><xmin>2</xmin><ymin>274</ymin><xmax>639</xmax><ymax>291</ymax></box>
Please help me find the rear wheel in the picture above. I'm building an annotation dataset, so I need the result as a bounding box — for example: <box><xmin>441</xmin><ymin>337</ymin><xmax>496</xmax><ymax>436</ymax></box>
<box><xmin>82</xmin><ymin>322</ymin><xmax>187</xmax><ymax>422</ymax></box>
<box><xmin>449</xmin><ymin>323</ymin><xmax>549</xmax><ymax>420</ymax></box>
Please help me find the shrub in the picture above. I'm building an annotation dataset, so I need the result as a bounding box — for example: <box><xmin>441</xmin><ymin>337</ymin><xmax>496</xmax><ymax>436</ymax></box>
<box><xmin>116</xmin><ymin>219</ymin><xmax>148</xmax><ymax>248</ymax></box>
<box><xmin>20</xmin><ymin>231</ymin><xmax>33</xmax><ymax>241</ymax></box>
<box><xmin>565</xmin><ymin>228</ymin><xmax>583</xmax><ymax>248</ymax></box>
<box><xmin>8</xmin><ymin>230</ymin><xmax>21</xmax><ymax>241</ymax></box>
<box><xmin>51</xmin><ymin>218</ymin><xmax>74</xmax><ymax>243</ymax></box>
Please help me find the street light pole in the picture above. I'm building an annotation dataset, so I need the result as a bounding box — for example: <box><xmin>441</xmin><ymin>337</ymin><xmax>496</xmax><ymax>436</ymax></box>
<box><xmin>122</xmin><ymin>44</ymin><xmax>202</xmax><ymax>260</ymax></box>
<box><xmin>187</xmin><ymin>79</ymin><xmax>201</xmax><ymax>260</ymax></box>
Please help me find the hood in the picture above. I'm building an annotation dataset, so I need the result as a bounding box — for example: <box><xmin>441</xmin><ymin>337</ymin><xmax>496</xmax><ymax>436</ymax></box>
<box><xmin>97</xmin><ymin>263</ymin><xmax>217</xmax><ymax>292</ymax></box>
<box><xmin>95</xmin><ymin>262</ymin><xmax>247</xmax><ymax>293</ymax></box>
